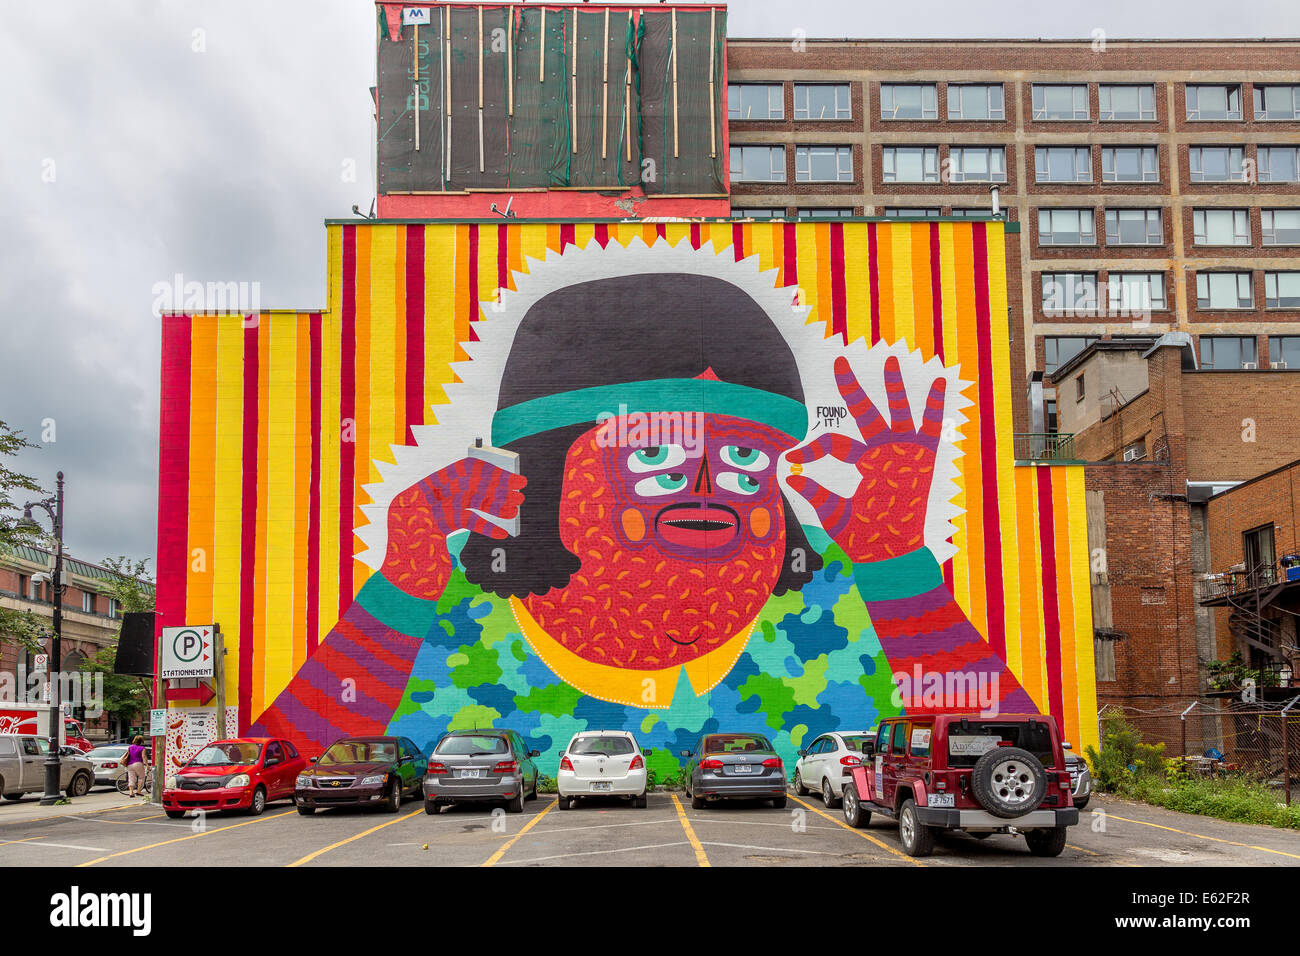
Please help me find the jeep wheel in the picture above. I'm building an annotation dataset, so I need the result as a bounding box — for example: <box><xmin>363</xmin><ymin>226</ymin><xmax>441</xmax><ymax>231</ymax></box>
<box><xmin>971</xmin><ymin>746</ymin><xmax>1047</xmax><ymax>818</ymax></box>
<box><xmin>898</xmin><ymin>798</ymin><xmax>935</xmax><ymax>857</ymax></box>
<box><xmin>793</xmin><ymin>770</ymin><xmax>810</xmax><ymax>796</ymax></box>
<box><xmin>1025</xmin><ymin>826</ymin><xmax>1068</xmax><ymax>857</ymax></box>
<box><xmin>842</xmin><ymin>783</ymin><xmax>870</xmax><ymax>829</ymax></box>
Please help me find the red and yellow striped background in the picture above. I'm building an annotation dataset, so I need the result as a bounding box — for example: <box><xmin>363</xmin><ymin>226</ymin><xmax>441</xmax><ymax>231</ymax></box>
<box><xmin>156</xmin><ymin>220</ymin><xmax>1098</xmax><ymax>750</ymax></box>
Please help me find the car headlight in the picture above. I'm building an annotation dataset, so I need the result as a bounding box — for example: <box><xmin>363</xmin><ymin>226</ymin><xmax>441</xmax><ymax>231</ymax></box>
<box><xmin>360</xmin><ymin>774</ymin><xmax>386</xmax><ymax>787</ymax></box>
<box><xmin>296</xmin><ymin>775</ymin><xmax>312</xmax><ymax>789</ymax></box>
<box><xmin>165</xmin><ymin>776</ymin><xmax>178</xmax><ymax>790</ymax></box>
<box><xmin>227</xmin><ymin>774</ymin><xmax>250</xmax><ymax>788</ymax></box>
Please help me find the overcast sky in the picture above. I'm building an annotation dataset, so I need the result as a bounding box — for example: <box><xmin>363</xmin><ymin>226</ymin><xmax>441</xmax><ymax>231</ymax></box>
<box><xmin>1</xmin><ymin>0</ymin><xmax>1298</xmax><ymax>572</ymax></box>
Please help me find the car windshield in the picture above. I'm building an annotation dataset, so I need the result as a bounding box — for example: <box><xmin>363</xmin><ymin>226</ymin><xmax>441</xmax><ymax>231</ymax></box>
<box><xmin>841</xmin><ymin>736</ymin><xmax>873</xmax><ymax>752</ymax></box>
<box><xmin>190</xmin><ymin>742</ymin><xmax>262</xmax><ymax>767</ymax></box>
<box><xmin>946</xmin><ymin>721</ymin><xmax>1056</xmax><ymax>768</ymax></box>
<box><xmin>703</xmin><ymin>734</ymin><xmax>773</xmax><ymax>754</ymax></box>
<box><xmin>319</xmin><ymin>741</ymin><xmax>396</xmax><ymax>765</ymax></box>
<box><xmin>435</xmin><ymin>734</ymin><xmax>508</xmax><ymax>756</ymax></box>
<box><xmin>569</xmin><ymin>736</ymin><xmax>634</xmax><ymax>756</ymax></box>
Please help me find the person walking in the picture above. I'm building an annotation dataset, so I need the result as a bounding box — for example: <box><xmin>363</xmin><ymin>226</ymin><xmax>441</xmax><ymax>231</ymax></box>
<box><xmin>125</xmin><ymin>735</ymin><xmax>150</xmax><ymax>798</ymax></box>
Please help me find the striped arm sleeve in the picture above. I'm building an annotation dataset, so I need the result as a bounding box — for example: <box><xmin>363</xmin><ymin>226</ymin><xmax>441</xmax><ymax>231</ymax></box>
<box><xmin>853</xmin><ymin>548</ymin><xmax>1038</xmax><ymax>717</ymax></box>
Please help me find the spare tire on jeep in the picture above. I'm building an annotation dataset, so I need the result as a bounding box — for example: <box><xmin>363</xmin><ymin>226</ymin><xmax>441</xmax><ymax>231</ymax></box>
<box><xmin>970</xmin><ymin>746</ymin><xmax>1047</xmax><ymax>818</ymax></box>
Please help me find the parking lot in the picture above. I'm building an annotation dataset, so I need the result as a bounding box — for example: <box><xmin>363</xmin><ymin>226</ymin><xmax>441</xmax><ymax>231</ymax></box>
<box><xmin>2</xmin><ymin>790</ymin><xmax>1300</xmax><ymax>867</ymax></box>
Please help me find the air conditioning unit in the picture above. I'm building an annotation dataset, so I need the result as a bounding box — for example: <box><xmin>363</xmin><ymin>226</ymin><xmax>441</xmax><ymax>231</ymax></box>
<box><xmin>1272</xmin><ymin>361</ymin><xmax>1289</xmax><ymax>369</ymax></box>
<box><xmin>1243</xmin><ymin>361</ymin><xmax>1258</xmax><ymax>369</ymax></box>
<box><xmin>1122</xmin><ymin>445</ymin><xmax>1145</xmax><ymax>462</ymax></box>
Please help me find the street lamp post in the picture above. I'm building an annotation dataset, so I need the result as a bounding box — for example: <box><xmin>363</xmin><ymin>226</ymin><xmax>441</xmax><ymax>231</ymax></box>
<box><xmin>20</xmin><ymin>472</ymin><xmax>65</xmax><ymax>806</ymax></box>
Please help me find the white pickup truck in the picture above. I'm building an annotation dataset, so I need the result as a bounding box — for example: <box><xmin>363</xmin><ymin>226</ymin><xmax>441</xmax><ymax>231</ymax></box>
<box><xmin>0</xmin><ymin>734</ymin><xmax>95</xmax><ymax>800</ymax></box>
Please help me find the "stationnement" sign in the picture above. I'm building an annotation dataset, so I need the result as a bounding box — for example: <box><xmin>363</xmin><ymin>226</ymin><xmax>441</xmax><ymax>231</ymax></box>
<box><xmin>159</xmin><ymin>626</ymin><xmax>215</xmax><ymax>679</ymax></box>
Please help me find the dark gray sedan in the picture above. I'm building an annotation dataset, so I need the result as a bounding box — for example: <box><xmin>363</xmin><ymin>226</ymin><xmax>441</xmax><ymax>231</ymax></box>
<box><xmin>681</xmin><ymin>732</ymin><xmax>787</xmax><ymax>809</ymax></box>
<box><xmin>423</xmin><ymin>729</ymin><xmax>540</xmax><ymax>814</ymax></box>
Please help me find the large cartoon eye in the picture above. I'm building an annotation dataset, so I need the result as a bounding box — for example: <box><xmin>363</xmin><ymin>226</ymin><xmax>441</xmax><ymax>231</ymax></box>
<box><xmin>634</xmin><ymin>473</ymin><xmax>689</xmax><ymax>496</ymax></box>
<box><xmin>720</xmin><ymin>446</ymin><xmax>770</xmax><ymax>471</ymax></box>
<box><xmin>627</xmin><ymin>445</ymin><xmax>687</xmax><ymax>473</ymax></box>
<box><xmin>717</xmin><ymin>472</ymin><xmax>762</xmax><ymax>496</ymax></box>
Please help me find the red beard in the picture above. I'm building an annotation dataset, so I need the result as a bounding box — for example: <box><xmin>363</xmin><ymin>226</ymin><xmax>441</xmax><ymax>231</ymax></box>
<box><xmin>522</xmin><ymin>428</ymin><xmax>786</xmax><ymax>670</ymax></box>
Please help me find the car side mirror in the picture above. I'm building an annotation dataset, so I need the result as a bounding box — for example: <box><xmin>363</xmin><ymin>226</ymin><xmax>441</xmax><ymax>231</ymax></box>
<box><xmin>678</xmin><ymin>750</ymin><xmax>690</xmax><ymax>758</ymax></box>
<box><xmin>265</xmin><ymin>758</ymin><xmax>279</xmax><ymax>767</ymax></box>
<box><xmin>1062</xmin><ymin>742</ymin><xmax>1073</xmax><ymax>750</ymax></box>
<box><xmin>797</xmin><ymin>749</ymin><xmax>807</xmax><ymax>757</ymax></box>
<box><xmin>309</xmin><ymin>756</ymin><xmax>318</xmax><ymax>763</ymax></box>
<box><xmin>529</xmin><ymin>750</ymin><xmax>540</xmax><ymax>758</ymax></box>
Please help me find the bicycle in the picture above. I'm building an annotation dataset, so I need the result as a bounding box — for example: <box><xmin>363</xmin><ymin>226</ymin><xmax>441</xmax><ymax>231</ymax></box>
<box><xmin>116</xmin><ymin>767</ymin><xmax>155</xmax><ymax>796</ymax></box>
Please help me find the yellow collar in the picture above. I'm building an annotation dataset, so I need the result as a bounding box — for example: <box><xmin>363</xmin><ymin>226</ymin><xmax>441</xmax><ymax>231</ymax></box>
<box><xmin>507</xmin><ymin>597</ymin><xmax>757</xmax><ymax>709</ymax></box>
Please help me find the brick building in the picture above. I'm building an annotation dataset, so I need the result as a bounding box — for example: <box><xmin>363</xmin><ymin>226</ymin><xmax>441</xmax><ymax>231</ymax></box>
<box><xmin>0</xmin><ymin>545</ymin><xmax>152</xmax><ymax>742</ymax></box>
<box><xmin>724</xmin><ymin>38</ymin><xmax>1300</xmax><ymax>434</ymax></box>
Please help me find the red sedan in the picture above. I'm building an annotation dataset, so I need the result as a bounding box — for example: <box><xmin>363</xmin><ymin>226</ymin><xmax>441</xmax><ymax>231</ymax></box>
<box><xmin>162</xmin><ymin>737</ymin><xmax>306</xmax><ymax>818</ymax></box>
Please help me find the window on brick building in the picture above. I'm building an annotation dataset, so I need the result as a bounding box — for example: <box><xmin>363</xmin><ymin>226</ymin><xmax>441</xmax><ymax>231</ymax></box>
<box><xmin>1108</xmin><ymin>272</ymin><xmax>1167</xmax><ymax>314</ymax></box>
<box><xmin>947</xmin><ymin>208</ymin><xmax>992</xmax><ymax>218</ymax></box>
<box><xmin>1258</xmin><ymin>147</ymin><xmax>1300</xmax><ymax>183</ymax></box>
<box><xmin>1262</xmin><ymin>209</ymin><xmax>1300</xmax><ymax>244</ymax></box>
<box><xmin>1193</xmin><ymin>208</ymin><xmax>1251</xmax><ymax>246</ymax></box>
<box><xmin>81</xmin><ymin>591</ymin><xmax>94</xmax><ymax>614</ymax></box>
<box><xmin>729</xmin><ymin>145</ymin><xmax>785</xmax><ymax>183</ymax></box>
<box><xmin>1035</xmin><ymin>146</ymin><xmax>1091</xmax><ymax>183</ymax></box>
<box><xmin>1095</xmin><ymin>636</ymin><xmax>1116</xmax><ymax>682</ymax></box>
<box><xmin>795</xmin><ymin>146</ymin><xmax>853</xmax><ymax>182</ymax></box>
<box><xmin>1041</xmin><ymin>272</ymin><xmax>1098</xmax><ymax>314</ymax></box>
<box><xmin>880</xmin><ymin>83</ymin><xmax>937</xmax><ymax>120</ymax></box>
<box><xmin>882</xmin><ymin>207</ymin><xmax>940</xmax><ymax>218</ymax></box>
<box><xmin>1045</xmin><ymin>397</ymin><xmax>1058</xmax><ymax>432</ymax></box>
<box><xmin>1243</xmin><ymin>525</ymin><xmax>1276</xmax><ymax>582</ymax></box>
<box><xmin>18</xmin><ymin>574</ymin><xmax>30</xmax><ymax>600</ymax></box>
<box><xmin>1186</xmin><ymin>84</ymin><xmax>1242</xmax><ymax>121</ymax></box>
<box><xmin>1255</xmin><ymin>85</ymin><xmax>1300</xmax><ymax>121</ymax></box>
<box><xmin>1105</xmin><ymin>208</ymin><xmax>1163</xmax><ymax>245</ymax></box>
<box><xmin>882</xmin><ymin>146</ymin><xmax>939</xmax><ymax>183</ymax></box>
<box><xmin>1265</xmin><ymin>272</ymin><xmax>1300</xmax><ymax>309</ymax></box>
<box><xmin>1038</xmin><ymin>208</ymin><xmax>1095</xmax><ymax>245</ymax></box>
<box><xmin>1075</xmin><ymin>374</ymin><xmax>1086</xmax><ymax>402</ymax></box>
<box><xmin>794</xmin><ymin>84</ymin><xmax>851</xmax><ymax>121</ymax></box>
<box><xmin>1196</xmin><ymin>273</ymin><xmax>1254</xmax><ymax>310</ymax></box>
<box><xmin>1100</xmin><ymin>84</ymin><xmax>1156</xmax><ymax>121</ymax></box>
<box><xmin>730</xmin><ymin>208</ymin><xmax>786</xmax><ymax>219</ymax></box>
<box><xmin>1199</xmin><ymin>335</ymin><xmax>1257</xmax><ymax>368</ymax></box>
<box><xmin>1101</xmin><ymin>146</ymin><xmax>1158</xmax><ymax>183</ymax></box>
<box><xmin>1268</xmin><ymin>335</ymin><xmax>1300</xmax><ymax>369</ymax></box>
<box><xmin>728</xmin><ymin>84</ymin><xmax>783</xmax><ymax>121</ymax></box>
<box><xmin>1189</xmin><ymin>146</ymin><xmax>1247</xmax><ymax>182</ymax></box>
<box><xmin>1032</xmin><ymin>84</ymin><xmax>1089</xmax><ymax>121</ymax></box>
<box><xmin>947</xmin><ymin>83</ymin><xmax>1004</xmax><ymax>120</ymax></box>
<box><xmin>948</xmin><ymin>146</ymin><xmax>1006</xmax><ymax>183</ymax></box>
<box><xmin>1043</xmin><ymin>336</ymin><xmax>1098</xmax><ymax>374</ymax></box>
<box><xmin>797</xmin><ymin>207</ymin><xmax>855</xmax><ymax>219</ymax></box>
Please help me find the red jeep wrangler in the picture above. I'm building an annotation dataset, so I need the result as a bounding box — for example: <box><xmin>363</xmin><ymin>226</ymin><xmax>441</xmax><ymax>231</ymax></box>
<box><xmin>841</xmin><ymin>713</ymin><xmax>1078</xmax><ymax>857</ymax></box>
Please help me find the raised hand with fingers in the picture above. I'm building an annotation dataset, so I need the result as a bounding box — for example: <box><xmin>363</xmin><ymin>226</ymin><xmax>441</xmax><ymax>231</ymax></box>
<box><xmin>786</xmin><ymin>355</ymin><xmax>946</xmax><ymax>564</ymax></box>
<box><xmin>382</xmin><ymin>459</ymin><xmax>527</xmax><ymax>599</ymax></box>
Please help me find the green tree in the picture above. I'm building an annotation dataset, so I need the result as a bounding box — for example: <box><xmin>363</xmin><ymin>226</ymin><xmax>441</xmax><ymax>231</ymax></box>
<box><xmin>0</xmin><ymin>420</ymin><xmax>48</xmax><ymax>653</ymax></box>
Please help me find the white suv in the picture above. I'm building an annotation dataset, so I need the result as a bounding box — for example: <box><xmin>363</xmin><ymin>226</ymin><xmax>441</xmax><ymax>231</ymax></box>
<box><xmin>557</xmin><ymin>731</ymin><xmax>648</xmax><ymax>809</ymax></box>
<box><xmin>793</xmin><ymin>730</ymin><xmax>875</xmax><ymax>807</ymax></box>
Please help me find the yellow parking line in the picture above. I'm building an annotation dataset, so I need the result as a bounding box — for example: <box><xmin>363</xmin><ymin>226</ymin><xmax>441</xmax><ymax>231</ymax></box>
<box><xmin>133</xmin><ymin>814</ymin><xmax>164</xmax><ymax>822</ymax></box>
<box><xmin>77</xmin><ymin>809</ymin><xmax>296</xmax><ymax>866</ymax></box>
<box><xmin>0</xmin><ymin>836</ymin><xmax>42</xmax><ymax>847</ymax></box>
<box><xmin>0</xmin><ymin>802</ymin><xmax>135</xmax><ymax>826</ymax></box>
<box><xmin>788</xmin><ymin>795</ymin><xmax>925</xmax><ymax>866</ymax></box>
<box><xmin>1105</xmin><ymin>812</ymin><xmax>1300</xmax><ymax>862</ymax></box>
<box><xmin>481</xmin><ymin>799</ymin><xmax>556</xmax><ymax>867</ymax></box>
<box><xmin>288</xmin><ymin>808</ymin><xmax>423</xmax><ymax>867</ymax></box>
<box><xmin>1066</xmin><ymin>843</ymin><xmax>1099</xmax><ymax>856</ymax></box>
<box><xmin>670</xmin><ymin>793</ymin><xmax>711</xmax><ymax>867</ymax></box>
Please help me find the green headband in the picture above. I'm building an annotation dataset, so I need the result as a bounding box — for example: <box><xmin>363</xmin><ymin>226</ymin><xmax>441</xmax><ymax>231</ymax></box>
<box><xmin>491</xmin><ymin>379</ymin><xmax>809</xmax><ymax>446</ymax></box>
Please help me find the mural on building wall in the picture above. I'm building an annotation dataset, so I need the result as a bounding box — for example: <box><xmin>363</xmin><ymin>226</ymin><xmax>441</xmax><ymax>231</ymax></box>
<box><xmin>156</xmin><ymin>221</ymin><xmax>1097</xmax><ymax>773</ymax></box>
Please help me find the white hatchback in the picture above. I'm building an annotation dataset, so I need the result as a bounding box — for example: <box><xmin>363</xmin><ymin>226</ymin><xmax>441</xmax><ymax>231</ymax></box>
<box><xmin>557</xmin><ymin>731</ymin><xmax>648</xmax><ymax>809</ymax></box>
<box><xmin>793</xmin><ymin>730</ymin><xmax>876</xmax><ymax>807</ymax></box>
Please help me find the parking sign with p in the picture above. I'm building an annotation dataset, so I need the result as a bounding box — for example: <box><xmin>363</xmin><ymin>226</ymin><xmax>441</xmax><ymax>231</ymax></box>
<box><xmin>160</xmin><ymin>626</ymin><xmax>215</xmax><ymax>679</ymax></box>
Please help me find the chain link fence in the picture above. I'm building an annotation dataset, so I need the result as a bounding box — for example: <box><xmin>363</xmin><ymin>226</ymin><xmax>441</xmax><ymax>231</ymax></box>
<box><xmin>1097</xmin><ymin>698</ymin><xmax>1300</xmax><ymax>804</ymax></box>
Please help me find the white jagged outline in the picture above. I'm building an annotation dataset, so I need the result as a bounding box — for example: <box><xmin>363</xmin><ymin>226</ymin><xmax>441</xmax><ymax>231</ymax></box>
<box><xmin>355</xmin><ymin>235</ymin><xmax>972</xmax><ymax>570</ymax></box>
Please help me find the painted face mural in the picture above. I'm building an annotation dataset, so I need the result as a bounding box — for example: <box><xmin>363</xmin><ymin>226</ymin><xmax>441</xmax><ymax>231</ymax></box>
<box><xmin>155</xmin><ymin>225</ymin><xmax>1099</xmax><ymax>772</ymax></box>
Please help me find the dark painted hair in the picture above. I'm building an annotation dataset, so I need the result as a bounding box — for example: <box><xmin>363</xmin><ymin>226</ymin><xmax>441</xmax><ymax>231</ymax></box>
<box><xmin>460</xmin><ymin>274</ymin><xmax>822</xmax><ymax>597</ymax></box>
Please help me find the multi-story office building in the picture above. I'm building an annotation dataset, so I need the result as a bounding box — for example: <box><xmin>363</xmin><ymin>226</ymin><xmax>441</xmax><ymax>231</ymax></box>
<box><xmin>725</xmin><ymin>39</ymin><xmax>1300</xmax><ymax>431</ymax></box>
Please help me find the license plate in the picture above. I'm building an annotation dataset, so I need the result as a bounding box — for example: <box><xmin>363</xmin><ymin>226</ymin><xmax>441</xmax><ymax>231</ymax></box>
<box><xmin>733</xmin><ymin>765</ymin><xmax>753</xmax><ymax>774</ymax></box>
<box><xmin>591</xmin><ymin>781</ymin><xmax>612</xmax><ymax>791</ymax></box>
<box><xmin>927</xmin><ymin>793</ymin><xmax>955</xmax><ymax>808</ymax></box>
<box><xmin>458</xmin><ymin>769</ymin><xmax>481</xmax><ymax>779</ymax></box>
